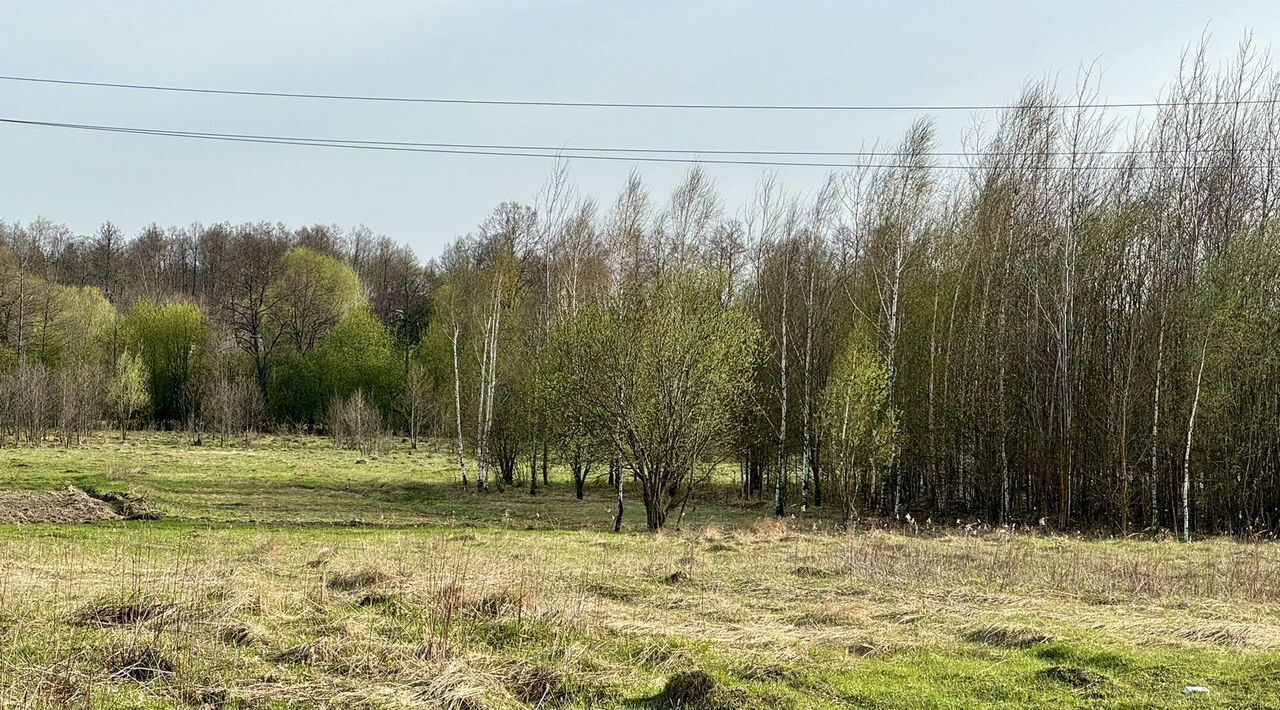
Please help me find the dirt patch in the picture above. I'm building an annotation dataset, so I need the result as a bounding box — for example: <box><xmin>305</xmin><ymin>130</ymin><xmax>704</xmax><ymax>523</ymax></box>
<box><xmin>0</xmin><ymin>486</ymin><xmax>121</xmax><ymax>524</ymax></box>
<box><xmin>86</xmin><ymin>489</ymin><xmax>161</xmax><ymax>520</ymax></box>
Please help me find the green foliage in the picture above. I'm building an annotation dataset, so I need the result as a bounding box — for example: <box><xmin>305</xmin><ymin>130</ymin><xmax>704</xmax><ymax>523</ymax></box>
<box><xmin>35</xmin><ymin>285</ymin><xmax>117</xmax><ymax>369</ymax></box>
<box><xmin>266</xmin><ymin>247</ymin><xmax>363</xmax><ymax>355</ymax></box>
<box><xmin>271</xmin><ymin>307</ymin><xmax>400</xmax><ymax>426</ymax></box>
<box><xmin>549</xmin><ymin>268</ymin><xmax>760</xmax><ymax>529</ymax></box>
<box><xmin>820</xmin><ymin>332</ymin><xmax>898</xmax><ymax>520</ymax></box>
<box><xmin>319</xmin><ymin>306</ymin><xmax>401</xmax><ymax>411</ymax></box>
<box><xmin>262</xmin><ymin>249</ymin><xmax>380</xmax><ymax>426</ymax></box>
<box><xmin>0</xmin><ymin>346</ymin><xmax>17</xmax><ymax>374</ymax></box>
<box><xmin>269</xmin><ymin>351</ymin><xmax>326</xmax><ymax>426</ymax></box>
<box><xmin>415</xmin><ymin>314</ymin><xmax>464</xmax><ymax>428</ymax></box>
<box><xmin>106</xmin><ymin>350</ymin><xmax>149</xmax><ymax>439</ymax></box>
<box><xmin>1195</xmin><ymin>228</ymin><xmax>1280</xmax><ymax>409</ymax></box>
<box><xmin>121</xmin><ymin>300</ymin><xmax>212</xmax><ymax>426</ymax></box>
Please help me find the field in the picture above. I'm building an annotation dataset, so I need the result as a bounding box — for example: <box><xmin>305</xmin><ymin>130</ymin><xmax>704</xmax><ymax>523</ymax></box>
<box><xmin>0</xmin><ymin>434</ymin><xmax>1278</xmax><ymax>708</ymax></box>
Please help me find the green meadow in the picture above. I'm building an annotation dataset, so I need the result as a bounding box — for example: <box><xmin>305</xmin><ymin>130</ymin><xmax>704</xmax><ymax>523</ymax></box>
<box><xmin>1</xmin><ymin>433</ymin><xmax>1277</xmax><ymax>708</ymax></box>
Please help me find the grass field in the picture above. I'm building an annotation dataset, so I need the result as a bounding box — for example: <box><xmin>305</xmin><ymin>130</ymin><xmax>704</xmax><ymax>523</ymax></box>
<box><xmin>1</xmin><ymin>433</ymin><xmax>1279</xmax><ymax>708</ymax></box>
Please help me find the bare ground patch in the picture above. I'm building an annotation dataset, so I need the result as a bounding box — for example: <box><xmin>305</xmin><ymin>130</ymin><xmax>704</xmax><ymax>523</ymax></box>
<box><xmin>0</xmin><ymin>486</ymin><xmax>120</xmax><ymax>524</ymax></box>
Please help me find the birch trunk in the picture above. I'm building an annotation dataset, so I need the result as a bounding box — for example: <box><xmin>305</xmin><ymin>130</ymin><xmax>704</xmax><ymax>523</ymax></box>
<box><xmin>1182</xmin><ymin>340</ymin><xmax>1207</xmax><ymax>542</ymax></box>
<box><xmin>1150</xmin><ymin>321</ymin><xmax>1165</xmax><ymax>529</ymax></box>
<box><xmin>474</xmin><ymin>310</ymin><xmax>492</xmax><ymax>491</ymax></box>
<box><xmin>451</xmin><ymin>323</ymin><xmax>469</xmax><ymax>491</ymax></box>
<box><xmin>800</xmin><ymin>262</ymin><xmax>815</xmax><ymax>511</ymax></box>
<box><xmin>775</xmin><ymin>257</ymin><xmax>789</xmax><ymax>517</ymax></box>
<box><xmin>887</xmin><ymin>238</ymin><xmax>903</xmax><ymax>518</ymax></box>
<box><xmin>479</xmin><ymin>298</ymin><xmax>502</xmax><ymax>490</ymax></box>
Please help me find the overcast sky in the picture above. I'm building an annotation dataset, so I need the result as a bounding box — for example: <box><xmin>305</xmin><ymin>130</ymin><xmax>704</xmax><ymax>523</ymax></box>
<box><xmin>2</xmin><ymin>1</ymin><xmax>1277</xmax><ymax>259</ymax></box>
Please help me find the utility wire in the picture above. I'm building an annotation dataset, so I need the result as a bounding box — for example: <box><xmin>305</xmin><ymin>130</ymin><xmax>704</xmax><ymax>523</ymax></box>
<box><xmin>2</xmin><ymin>117</ymin><xmax>1271</xmax><ymax>170</ymax></box>
<box><xmin>2</xmin><ymin>117</ymin><xmax>1262</xmax><ymax>159</ymax></box>
<box><xmin>2</xmin><ymin>74</ymin><xmax>1276</xmax><ymax>111</ymax></box>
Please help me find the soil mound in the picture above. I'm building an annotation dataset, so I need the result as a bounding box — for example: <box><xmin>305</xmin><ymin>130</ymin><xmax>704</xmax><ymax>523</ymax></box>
<box><xmin>0</xmin><ymin>486</ymin><xmax>121</xmax><ymax>524</ymax></box>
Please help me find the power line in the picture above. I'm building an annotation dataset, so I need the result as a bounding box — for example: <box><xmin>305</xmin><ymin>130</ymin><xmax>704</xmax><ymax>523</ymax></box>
<box><xmin>2</xmin><ymin>117</ymin><xmax>1261</xmax><ymax>159</ymax></box>
<box><xmin>2</xmin><ymin>117</ymin><xmax>1270</xmax><ymax>170</ymax></box>
<box><xmin>2</xmin><ymin>74</ymin><xmax>1276</xmax><ymax>112</ymax></box>
<box><xmin>0</xmin><ymin>118</ymin><xmax>915</xmax><ymax>168</ymax></box>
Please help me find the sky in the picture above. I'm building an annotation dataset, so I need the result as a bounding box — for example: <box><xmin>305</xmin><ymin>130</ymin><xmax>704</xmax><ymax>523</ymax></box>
<box><xmin>1</xmin><ymin>1</ymin><xmax>1278</xmax><ymax>260</ymax></box>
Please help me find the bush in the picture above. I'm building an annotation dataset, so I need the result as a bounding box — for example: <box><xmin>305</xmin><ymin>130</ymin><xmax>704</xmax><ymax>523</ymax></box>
<box><xmin>328</xmin><ymin>390</ymin><xmax>387</xmax><ymax>454</ymax></box>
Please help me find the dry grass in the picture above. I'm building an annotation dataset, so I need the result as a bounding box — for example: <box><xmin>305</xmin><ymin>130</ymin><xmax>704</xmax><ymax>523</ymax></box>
<box><xmin>2</xmin><ymin>525</ymin><xmax>1279</xmax><ymax>707</ymax></box>
<box><xmin>2</xmin><ymin>435</ymin><xmax>1280</xmax><ymax>706</ymax></box>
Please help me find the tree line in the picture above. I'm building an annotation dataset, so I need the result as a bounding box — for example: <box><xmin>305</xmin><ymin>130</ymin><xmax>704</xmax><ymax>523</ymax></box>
<box><xmin>3</xmin><ymin>41</ymin><xmax>1279</xmax><ymax>537</ymax></box>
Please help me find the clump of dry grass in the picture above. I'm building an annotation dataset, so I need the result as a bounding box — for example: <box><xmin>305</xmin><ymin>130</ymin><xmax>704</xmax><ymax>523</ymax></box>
<box><xmin>1170</xmin><ymin>624</ymin><xmax>1253</xmax><ymax>646</ymax></box>
<box><xmin>106</xmin><ymin>466</ymin><xmax>150</xmax><ymax>481</ymax></box>
<box><xmin>243</xmin><ymin>537</ymin><xmax>282</xmax><ymax>561</ymax></box>
<box><xmin>700</xmin><ymin>526</ymin><xmax>738</xmax><ymax>553</ymax></box>
<box><xmin>500</xmin><ymin>659</ymin><xmax>569</xmax><ymax>706</ymax></box>
<box><xmin>790</xmin><ymin>565</ymin><xmax>833</xmax><ymax>578</ymax></box>
<box><xmin>699</xmin><ymin>525</ymin><xmax>726</xmax><ymax>543</ymax></box>
<box><xmin>356</xmin><ymin>591</ymin><xmax>401</xmax><ymax>610</ymax></box>
<box><xmin>623</xmin><ymin>638</ymin><xmax>699</xmax><ymax>672</ymax></box>
<box><xmin>103</xmin><ymin>644</ymin><xmax>175</xmax><ymax>682</ymax></box>
<box><xmin>412</xmin><ymin>658</ymin><xmax>507</xmax><ymax>710</ymax></box>
<box><xmin>178</xmin><ymin>686</ymin><xmax>232</xmax><ymax>707</ymax></box>
<box><xmin>217</xmin><ymin>621</ymin><xmax>268</xmax><ymax>647</ymax></box>
<box><xmin>585</xmin><ymin>578</ymin><xmax>644</xmax><ymax>602</ymax></box>
<box><xmin>20</xmin><ymin>668</ymin><xmax>87</xmax><ymax>707</ymax></box>
<box><xmin>734</xmin><ymin>662</ymin><xmax>791</xmax><ymax>682</ymax></box>
<box><xmin>325</xmin><ymin>566</ymin><xmax>393</xmax><ymax>592</ymax></box>
<box><xmin>747</xmin><ymin>518</ymin><xmax>788</xmax><ymax>542</ymax></box>
<box><xmin>847</xmin><ymin>641</ymin><xmax>894</xmax><ymax>657</ymax></box>
<box><xmin>93</xmin><ymin>489</ymin><xmax>161</xmax><ymax>520</ymax></box>
<box><xmin>269</xmin><ymin>642</ymin><xmax>317</xmax><ymax>665</ymax></box>
<box><xmin>962</xmin><ymin>623</ymin><xmax>1056</xmax><ymax>648</ymax></box>
<box><xmin>467</xmin><ymin>589</ymin><xmax>526</xmax><ymax>620</ymax></box>
<box><xmin>791</xmin><ymin>602</ymin><xmax>853</xmax><ymax>627</ymax></box>
<box><xmin>1041</xmin><ymin>665</ymin><xmax>1109</xmax><ymax>695</ymax></box>
<box><xmin>653</xmin><ymin>670</ymin><xmax>738</xmax><ymax>709</ymax></box>
<box><xmin>70</xmin><ymin>594</ymin><xmax>176</xmax><ymax>628</ymax></box>
<box><xmin>305</xmin><ymin>546</ymin><xmax>337</xmax><ymax>569</ymax></box>
<box><xmin>661</xmin><ymin>570</ymin><xmax>691</xmax><ymax>586</ymax></box>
